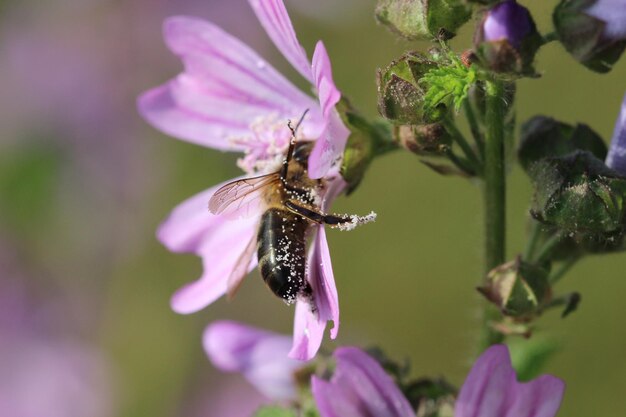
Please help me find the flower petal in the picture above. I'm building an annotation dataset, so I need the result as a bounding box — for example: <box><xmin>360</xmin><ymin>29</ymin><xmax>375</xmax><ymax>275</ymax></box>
<box><xmin>308</xmin><ymin>226</ymin><xmax>339</xmax><ymax>338</ymax></box>
<box><xmin>248</xmin><ymin>0</ymin><xmax>313</xmax><ymax>83</ymax></box>
<box><xmin>311</xmin><ymin>41</ymin><xmax>341</xmax><ymax>118</ymax></box>
<box><xmin>203</xmin><ymin>321</ymin><xmax>300</xmax><ymax>401</ymax></box>
<box><xmin>160</xmin><ymin>181</ymin><xmax>261</xmax><ymax>314</ymax></box>
<box><xmin>288</xmin><ymin>299</ymin><xmax>326</xmax><ymax>361</ymax></box>
<box><xmin>308</xmin><ymin>108</ymin><xmax>350</xmax><ymax>179</ymax></box>
<box><xmin>138</xmin><ymin>16</ymin><xmax>320</xmax><ymax>149</ymax></box>
<box><xmin>586</xmin><ymin>0</ymin><xmax>626</xmax><ymax>39</ymax></box>
<box><xmin>170</xmin><ymin>217</ymin><xmax>259</xmax><ymax>314</ymax></box>
<box><xmin>311</xmin><ymin>347</ymin><xmax>414</xmax><ymax>417</ymax></box>
<box><xmin>455</xmin><ymin>345</ymin><xmax>565</xmax><ymax>417</ymax></box>
<box><xmin>605</xmin><ymin>93</ymin><xmax>626</xmax><ymax>175</ymax></box>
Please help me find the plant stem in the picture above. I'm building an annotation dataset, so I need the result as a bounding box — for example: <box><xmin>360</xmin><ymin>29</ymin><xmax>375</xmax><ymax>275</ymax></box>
<box><xmin>549</xmin><ymin>257</ymin><xmax>579</xmax><ymax>285</ymax></box>
<box><xmin>463</xmin><ymin>99</ymin><xmax>485</xmax><ymax>159</ymax></box>
<box><xmin>480</xmin><ymin>79</ymin><xmax>506</xmax><ymax>350</ymax></box>
<box><xmin>534</xmin><ymin>232</ymin><xmax>563</xmax><ymax>264</ymax></box>
<box><xmin>523</xmin><ymin>220</ymin><xmax>541</xmax><ymax>261</ymax></box>
<box><xmin>443</xmin><ymin>118</ymin><xmax>482</xmax><ymax>174</ymax></box>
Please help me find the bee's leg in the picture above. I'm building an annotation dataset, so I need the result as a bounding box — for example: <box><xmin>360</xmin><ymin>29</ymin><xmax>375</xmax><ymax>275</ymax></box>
<box><xmin>284</xmin><ymin>200</ymin><xmax>353</xmax><ymax>225</ymax></box>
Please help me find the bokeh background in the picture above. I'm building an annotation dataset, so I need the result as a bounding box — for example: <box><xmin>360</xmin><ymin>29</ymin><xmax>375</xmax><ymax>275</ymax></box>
<box><xmin>1</xmin><ymin>0</ymin><xmax>625</xmax><ymax>416</ymax></box>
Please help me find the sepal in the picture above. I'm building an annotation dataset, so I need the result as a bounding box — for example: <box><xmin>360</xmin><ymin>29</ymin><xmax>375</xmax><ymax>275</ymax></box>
<box><xmin>375</xmin><ymin>0</ymin><xmax>472</xmax><ymax>41</ymax></box>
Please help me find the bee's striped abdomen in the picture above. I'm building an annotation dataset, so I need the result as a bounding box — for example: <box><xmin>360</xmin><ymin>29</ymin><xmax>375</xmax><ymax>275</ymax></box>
<box><xmin>257</xmin><ymin>208</ymin><xmax>310</xmax><ymax>303</ymax></box>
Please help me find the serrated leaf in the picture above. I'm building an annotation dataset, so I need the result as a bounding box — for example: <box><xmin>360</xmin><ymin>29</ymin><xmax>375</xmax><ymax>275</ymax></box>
<box><xmin>419</xmin><ymin>56</ymin><xmax>476</xmax><ymax>115</ymax></box>
<box><xmin>253</xmin><ymin>406</ymin><xmax>298</xmax><ymax>417</ymax></box>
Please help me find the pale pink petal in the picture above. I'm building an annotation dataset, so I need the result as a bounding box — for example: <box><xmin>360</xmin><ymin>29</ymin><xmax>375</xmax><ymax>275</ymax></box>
<box><xmin>170</xmin><ymin>217</ymin><xmax>259</xmax><ymax>314</ymax></box>
<box><xmin>311</xmin><ymin>41</ymin><xmax>341</xmax><ymax>118</ymax></box>
<box><xmin>308</xmin><ymin>109</ymin><xmax>350</xmax><ymax>179</ymax></box>
<box><xmin>308</xmin><ymin>226</ymin><xmax>339</xmax><ymax>338</ymax></box>
<box><xmin>312</xmin><ymin>347</ymin><xmax>414</xmax><ymax>417</ymax></box>
<box><xmin>288</xmin><ymin>300</ymin><xmax>326</xmax><ymax>361</ymax></box>
<box><xmin>138</xmin><ymin>16</ymin><xmax>321</xmax><ymax>149</ymax></box>
<box><xmin>455</xmin><ymin>345</ymin><xmax>565</xmax><ymax>417</ymax></box>
<box><xmin>204</xmin><ymin>321</ymin><xmax>300</xmax><ymax>400</ymax></box>
<box><xmin>248</xmin><ymin>0</ymin><xmax>313</xmax><ymax>83</ymax></box>
<box><xmin>157</xmin><ymin>177</ymin><xmax>262</xmax><ymax>253</ymax></box>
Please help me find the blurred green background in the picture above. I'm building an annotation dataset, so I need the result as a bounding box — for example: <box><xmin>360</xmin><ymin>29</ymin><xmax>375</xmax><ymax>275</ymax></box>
<box><xmin>0</xmin><ymin>0</ymin><xmax>625</xmax><ymax>416</ymax></box>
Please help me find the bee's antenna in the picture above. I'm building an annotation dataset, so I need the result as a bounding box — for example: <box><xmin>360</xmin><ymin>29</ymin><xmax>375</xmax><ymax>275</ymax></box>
<box><xmin>287</xmin><ymin>109</ymin><xmax>310</xmax><ymax>140</ymax></box>
<box><xmin>283</xmin><ymin>109</ymin><xmax>310</xmax><ymax>180</ymax></box>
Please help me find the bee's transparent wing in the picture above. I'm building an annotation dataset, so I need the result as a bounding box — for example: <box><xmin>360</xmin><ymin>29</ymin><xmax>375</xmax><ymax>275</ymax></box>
<box><xmin>208</xmin><ymin>173</ymin><xmax>280</xmax><ymax>219</ymax></box>
<box><xmin>226</xmin><ymin>234</ymin><xmax>258</xmax><ymax>300</ymax></box>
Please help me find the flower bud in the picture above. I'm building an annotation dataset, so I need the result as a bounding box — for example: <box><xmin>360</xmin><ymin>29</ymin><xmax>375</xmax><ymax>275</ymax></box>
<box><xmin>518</xmin><ymin>116</ymin><xmax>607</xmax><ymax>172</ymax></box>
<box><xmin>473</xmin><ymin>0</ymin><xmax>542</xmax><ymax>75</ymax></box>
<box><xmin>530</xmin><ymin>151</ymin><xmax>626</xmax><ymax>240</ymax></box>
<box><xmin>395</xmin><ymin>123</ymin><xmax>451</xmax><ymax>155</ymax></box>
<box><xmin>605</xmin><ymin>93</ymin><xmax>626</xmax><ymax>175</ymax></box>
<box><xmin>377</xmin><ymin>53</ymin><xmax>446</xmax><ymax>124</ymax></box>
<box><xmin>478</xmin><ymin>258</ymin><xmax>551</xmax><ymax>319</ymax></box>
<box><xmin>375</xmin><ymin>0</ymin><xmax>472</xmax><ymax>41</ymax></box>
<box><xmin>554</xmin><ymin>0</ymin><xmax>626</xmax><ymax>73</ymax></box>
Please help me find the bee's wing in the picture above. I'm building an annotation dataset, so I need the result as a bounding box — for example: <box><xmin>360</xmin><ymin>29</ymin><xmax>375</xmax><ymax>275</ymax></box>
<box><xmin>208</xmin><ymin>173</ymin><xmax>280</xmax><ymax>219</ymax></box>
<box><xmin>226</xmin><ymin>234</ymin><xmax>258</xmax><ymax>301</ymax></box>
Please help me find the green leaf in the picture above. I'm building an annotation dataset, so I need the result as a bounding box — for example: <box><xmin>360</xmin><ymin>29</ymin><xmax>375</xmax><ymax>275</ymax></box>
<box><xmin>253</xmin><ymin>406</ymin><xmax>298</xmax><ymax>417</ymax></box>
<box><xmin>419</xmin><ymin>56</ymin><xmax>476</xmax><ymax>116</ymax></box>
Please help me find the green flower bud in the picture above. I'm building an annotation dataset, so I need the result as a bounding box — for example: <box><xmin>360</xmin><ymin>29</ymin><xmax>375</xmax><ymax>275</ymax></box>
<box><xmin>395</xmin><ymin>123</ymin><xmax>451</xmax><ymax>155</ymax></box>
<box><xmin>554</xmin><ymin>0</ymin><xmax>626</xmax><ymax>73</ymax></box>
<box><xmin>375</xmin><ymin>0</ymin><xmax>472</xmax><ymax>41</ymax></box>
<box><xmin>478</xmin><ymin>258</ymin><xmax>551</xmax><ymax>320</ymax></box>
<box><xmin>518</xmin><ymin>116</ymin><xmax>608</xmax><ymax>172</ymax></box>
<box><xmin>530</xmin><ymin>151</ymin><xmax>626</xmax><ymax>240</ymax></box>
<box><xmin>377</xmin><ymin>53</ymin><xmax>446</xmax><ymax>124</ymax></box>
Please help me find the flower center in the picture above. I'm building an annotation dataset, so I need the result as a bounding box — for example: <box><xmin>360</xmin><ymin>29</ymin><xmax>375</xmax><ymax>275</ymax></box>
<box><xmin>229</xmin><ymin>114</ymin><xmax>306</xmax><ymax>175</ymax></box>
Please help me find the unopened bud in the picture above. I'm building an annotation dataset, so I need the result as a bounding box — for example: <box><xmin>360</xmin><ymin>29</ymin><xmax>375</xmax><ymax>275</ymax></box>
<box><xmin>518</xmin><ymin>116</ymin><xmax>607</xmax><ymax>172</ymax></box>
<box><xmin>473</xmin><ymin>0</ymin><xmax>542</xmax><ymax>75</ymax></box>
<box><xmin>395</xmin><ymin>123</ymin><xmax>450</xmax><ymax>155</ymax></box>
<box><xmin>375</xmin><ymin>0</ymin><xmax>471</xmax><ymax>41</ymax></box>
<box><xmin>478</xmin><ymin>258</ymin><xmax>551</xmax><ymax>320</ymax></box>
<box><xmin>554</xmin><ymin>0</ymin><xmax>626</xmax><ymax>73</ymax></box>
<box><xmin>377</xmin><ymin>53</ymin><xmax>446</xmax><ymax>124</ymax></box>
<box><xmin>530</xmin><ymin>151</ymin><xmax>626</xmax><ymax>240</ymax></box>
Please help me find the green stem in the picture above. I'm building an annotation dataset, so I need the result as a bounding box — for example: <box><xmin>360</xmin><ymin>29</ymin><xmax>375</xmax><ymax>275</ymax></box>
<box><xmin>523</xmin><ymin>220</ymin><xmax>541</xmax><ymax>261</ymax></box>
<box><xmin>445</xmin><ymin>148</ymin><xmax>476</xmax><ymax>176</ymax></box>
<box><xmin>443</xmin><ymin>118</ymin><xmax>482</xmax><ymax>174</ymax></box>
<box><xmin>542</xmin><ymin>31</ymin><xmax>559</xmax><ymax>45</ymax></box>
<box><xmin>534</xmin><ymin>232</ymin><xmax>563</xmax><ymax>264</ymax></box>
<box><xmin>463</xmin><ymin>99</ymin><xmax>485</xmax><ymax>159</ymax></box>
<box><xmin>549</xmin><ymin>257</ymin><xmax>579</xmax><ymax>285</ymax></box>
<box><xmin>480</xmin><ymin>79</ymin><xmax>506</xmax><ymax>350</ymax></box>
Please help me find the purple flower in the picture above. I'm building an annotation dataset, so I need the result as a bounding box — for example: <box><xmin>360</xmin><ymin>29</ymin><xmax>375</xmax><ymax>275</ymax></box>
<box><xmin>586</xmin><ymin>0</ymin><xmax>626</xmax><ymax>39</ymax></box>
<box><xmin>605</xmin><ymin>93</ymin><xmax>626</xmax><ymax>174</ymax></box>
<box><xmin>455</xmin><ymin>345</ymin><xmax>565</xmax><ymax>417</ymax></box>
<box><xmin>204</xmin><ymin>320</ymin><xmax>302</xmax><ymax>401</ymax></box>
<box><xmin>483</xmin><ymin>0</ymin><xmax>534</xmax><ymax>48</ymax></box>
<box><xmin>312</xmin><ymin>345</ymin><xmax>565</xmax><ymax>417</ymax></box>
<box><xmin>311</xmin><ymin>347</ymin><xmax>415</xmax><ymax>417</ymax></box>
<box><xmin>138</xmin><ymin>0</ymin><xmax>354</xmax><ymax>361</ymax></box>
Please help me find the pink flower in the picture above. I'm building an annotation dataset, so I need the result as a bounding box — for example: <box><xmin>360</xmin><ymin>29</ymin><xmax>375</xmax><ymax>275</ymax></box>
<box><xmin>204</xmin><ymin>320</ymin><xmax>302</xmax><ymax>401</ymax></box>
<box><xmin>138</xmin><ymin>0</ymin><xmax>354</xmax><ymax>361</ymax></box>
<box><xmin>312</xmin><ymin>345</ymin><xmax>565</xmax><ymax>417</ymax></box>
<box><xmin>312</xmin><ymin>347</ymin><xmax>415</xmax><ymax>417</ymax></box>
<box><xmin>455</xmin><ymin>345</ymin><xmax>565</xmax><ymax>417</ymax></box>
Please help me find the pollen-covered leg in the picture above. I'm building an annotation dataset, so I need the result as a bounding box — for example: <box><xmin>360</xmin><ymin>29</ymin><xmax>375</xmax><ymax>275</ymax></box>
<box><xmin>284</xmin><ymin>200</ymin><xmax>377</xmax><ymax>231</ymax></box>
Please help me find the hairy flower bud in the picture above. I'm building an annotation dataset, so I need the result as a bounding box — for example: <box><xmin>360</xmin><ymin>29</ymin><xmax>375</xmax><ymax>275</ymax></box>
<box><xmin>554</xmin><ymin>0</ymin><xmax>626</xmax><ymax>73</ymax></box>
<box><xmin>530</xmin><ymin>151</ymin><xmax>626</xmax><ymax>240</ymax></box>
<box><xmin>518</xmin><ymin>116</ymin><xmax>608</xmax><ymax>172</ymax></box>
<box><xmin>395</xmin><ymin>123</ymin><xmax>451</xmax><ymax>155</ymax></box>
<box><xmin>478</xmin><ymin>258</ymin><xmax>551</xmax><ymax>319</ymax></box>
<box><xmin>377</xmin><ymin>53</ymin><xmax>446</xmax><ymax>124</ymax></box>
<box><xmin>375</xmin><ymin>0</ymin><xmax>472</xmax><ymax>41</ymax></box>
<box><xmin>473</xmin><ymin>0</ymin><xmax>542</xmax><ymax>75</ymax></box>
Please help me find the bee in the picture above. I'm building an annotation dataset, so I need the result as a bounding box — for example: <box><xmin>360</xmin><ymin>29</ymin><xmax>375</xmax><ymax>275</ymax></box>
<box><xmin>208</xmin><ymin>112</ymin><xmax>358</xmax><ymax>304</ymax></box>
